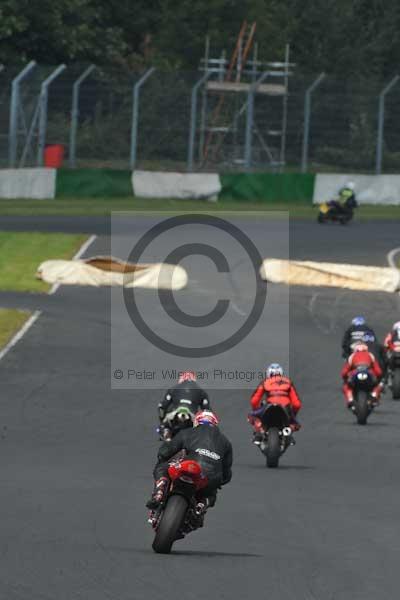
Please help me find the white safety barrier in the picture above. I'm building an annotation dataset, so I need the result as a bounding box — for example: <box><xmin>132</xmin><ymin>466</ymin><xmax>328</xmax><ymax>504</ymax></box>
<box><xmin>260</xmin><ymin>258</ymin><xmax>400</xmax><ymax>293</ymax></box>
<box><xmin>0</xmin><ymin>168</ymin><xmax>56</xmax><ymax>199</ymax></box>
<box><xmin>313</xmin><ymin>174</ymin><xmax>400</xmax><ymax>205</ymax></box>
<box><xmin>132</xmin><ymin>170</ymin><xmax>221</xmax><ymax>200</ymax></box>
<box><xmin>37</xmin><ymin>256</ymin><xmax>188</xmax><ymax>290</ymax></box>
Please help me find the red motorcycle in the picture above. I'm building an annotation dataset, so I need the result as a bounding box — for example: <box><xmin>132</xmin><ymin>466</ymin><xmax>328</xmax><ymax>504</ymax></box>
<box><xmin>148</xmin><ymin>458</ymin><xmax>208</xmax><ymax>554</ymax></box>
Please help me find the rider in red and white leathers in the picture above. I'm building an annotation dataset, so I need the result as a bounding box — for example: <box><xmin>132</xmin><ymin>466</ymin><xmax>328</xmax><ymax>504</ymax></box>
<box><xmin>384</xmin><ymin>321</ymin><xmax>400</xmax><ymax>352</ymax></box>
<box><xmin>248</xmin><ymin>363</ymin><xmax>302</xmax><ymax>444</ymax></box>
<box><xmin>341</xmin><ymin>343</ymin><xmax>383</xmax><ymax>406</ymax></box>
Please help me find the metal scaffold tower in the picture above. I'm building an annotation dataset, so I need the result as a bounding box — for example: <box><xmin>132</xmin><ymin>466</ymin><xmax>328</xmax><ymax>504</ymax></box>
<box><xmin>197</xmin><ymin>22</ymin><xmax>293</xmax><ymax>170</ymax></box>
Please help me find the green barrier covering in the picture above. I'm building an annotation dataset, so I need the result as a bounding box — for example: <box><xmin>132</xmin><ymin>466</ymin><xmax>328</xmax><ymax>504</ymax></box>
<box><xmin>219</xmin><ymin>173</ymin><xmax>315</xmax><ymax>203</ymax></box>
<box><xmin>56</xmin><ymin>169</ymin><xmax>133</xmax><ymax>198</ymax></box>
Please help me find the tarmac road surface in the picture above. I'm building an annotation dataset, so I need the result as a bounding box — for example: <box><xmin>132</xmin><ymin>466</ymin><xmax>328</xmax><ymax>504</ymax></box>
<box><xmin>0</xmin><ymin>217</ymin><xmax>399</xmax><ymax>599</ymax></box>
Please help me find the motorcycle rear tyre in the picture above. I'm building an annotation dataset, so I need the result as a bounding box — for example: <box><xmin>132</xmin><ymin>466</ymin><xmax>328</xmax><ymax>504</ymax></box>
<box><xmin>355</xmin><ymin>391</ymin><xmax>369</xmax><ymax>425</ymax></box>
<box><xmin>152</xmin><ymin>495</ymin><xmax>188</xmax><ymax>554</ymax></box>
<box><xmin>392</xmin><ymin>369</ymin><xmax>400</xmax><ymax>400</ymax></box>
<box><xmin>266</xmin><ymin>427</ymin><xmax>281</xmax><ymax>468</ymax></box>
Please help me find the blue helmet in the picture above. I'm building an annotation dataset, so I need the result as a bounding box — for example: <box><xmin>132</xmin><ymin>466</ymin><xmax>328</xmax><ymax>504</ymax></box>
<box><xmin>352</xmin><ymin>316</ymin><xmax>366</xmax><ymax>327</ymax></box>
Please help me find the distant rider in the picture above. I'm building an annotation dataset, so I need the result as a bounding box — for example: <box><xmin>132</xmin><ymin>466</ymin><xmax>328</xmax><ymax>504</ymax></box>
<box><xmin>146</xmin><ymin>410</ymin><xmax>232</xmax><ymax>516</ymax></box>
<box><xmin>248</xmin><ymin>363</ymin><xmax>302</xmax><ymax>445</ymax></box>
<box><xmin>384</xmin><ymin>321</ymin><xmax>400</xmax><ymax>353</ymax></box>
<box><xmin>329</xmin><ymin>181</ymin><xmax>357</xmax><ymax>214</ymax></box>
<box><xmin>341</xmin><ymin>343</ymin><xmax>383</xmax><ymax>408</ymax></box>
<box><xmin>383</xmin><ymin>321</ymin><xmax>400</xmax><ymax>382</ymax></box>
<box><xmin>341</xmin><ymin>316</ymin><xmax>379</xmax><ymax>358</ymax></box>
<box><xmin>158</xmin><ymin>371</ymin><xmax>210</xmax><ymax>441</ymax></box>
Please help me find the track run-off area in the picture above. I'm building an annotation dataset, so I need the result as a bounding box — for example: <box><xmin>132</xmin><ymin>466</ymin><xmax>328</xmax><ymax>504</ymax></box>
<box><xmin>0</xmin><ymin>216</ymin><xmax>399</xmax><ymax>600</ymax></box>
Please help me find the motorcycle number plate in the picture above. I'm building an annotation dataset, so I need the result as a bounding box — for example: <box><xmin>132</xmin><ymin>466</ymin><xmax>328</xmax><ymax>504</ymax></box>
<box><xmin>180</xmin><ymin>475</ymin><xmax>194</xmax><ymax>484</ymax></box>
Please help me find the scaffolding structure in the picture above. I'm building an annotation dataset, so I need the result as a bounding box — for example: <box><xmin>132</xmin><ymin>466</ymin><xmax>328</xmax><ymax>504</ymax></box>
<box><xmin>198</xmin><ymin>23</ymin><xmax>293</xmax><ymax>170</ymax></box>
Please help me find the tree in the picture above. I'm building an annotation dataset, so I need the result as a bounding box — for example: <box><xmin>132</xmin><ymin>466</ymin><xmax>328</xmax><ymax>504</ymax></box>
<box><xmin>0</xmin><ymin>0</ymin><xmax>126</xmax><ymax>64</ymax></box>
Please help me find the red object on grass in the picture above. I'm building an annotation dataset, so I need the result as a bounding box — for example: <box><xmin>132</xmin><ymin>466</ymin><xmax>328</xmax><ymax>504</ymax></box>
<box><xmin>44</xmin><ymin>144</ymin><xmax>64</xmax><ymax>168</ymax></box>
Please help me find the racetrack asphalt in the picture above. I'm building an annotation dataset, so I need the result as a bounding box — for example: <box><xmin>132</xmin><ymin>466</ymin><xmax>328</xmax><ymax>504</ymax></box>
<box><xmin>0</xmin><ymin>216</ymin><xmax>399</xmax><ymax>599</ymax></box>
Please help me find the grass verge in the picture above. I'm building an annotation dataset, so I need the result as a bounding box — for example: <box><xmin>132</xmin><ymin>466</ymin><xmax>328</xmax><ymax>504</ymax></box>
<box><xmin>0</xmin><ymin>308</ymin><xmax>30</xmax><ymax>349</ymax></box>
<box><xmin>0</xmin><ymin>232</ymin><xmax>87</xmax><ymax>292</ymax></box>
<box><xmin>0</xmin><ymin>197</ymin><xmax>400</xmax><ymax>219</ymax></box>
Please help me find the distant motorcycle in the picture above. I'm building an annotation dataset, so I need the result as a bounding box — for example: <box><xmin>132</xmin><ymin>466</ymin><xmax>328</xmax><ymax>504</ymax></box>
<box><xmin>387</xmin><ymin>340</ymin><xmax>400</xmax><ymax>400</ymax></box>
<box><xmin>347</xmin><ymin>367</ymin><xmax>376</xmax><ymax>425</ymax></box>
<box><xmin>148</xmin><ymin>458</ymin><xmax>208</xmax><ymax>554</ymax></box>
<box><xmin>250</xmin><ymin>404</ymin><xmax>294</xmax><ymax>468</ymax></box>
<box><xmin>157</xmin><ymin>403</ymin><xmax>196</xmax><ymax>441</ymax></box>
<box><xmin>317</xmin><ymin>197</ymin><xmax>358</xmax><ymax>225</ymax></box>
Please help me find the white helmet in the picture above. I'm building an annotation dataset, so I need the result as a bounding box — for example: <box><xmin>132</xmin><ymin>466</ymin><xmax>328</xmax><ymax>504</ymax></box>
<box><xmin>267</xmin><ymin>363</ymin><xmax>284</xmax><ymax>377</ymax></box>
<box><xmin>346</xmin><ymin>181</ymin><xmax>355</xmax><ymax>190</ymax></box>
<box><xmin>393</xmin><ymin>321</ymin><xmax>400</xmax><ymax>330</ymax></box>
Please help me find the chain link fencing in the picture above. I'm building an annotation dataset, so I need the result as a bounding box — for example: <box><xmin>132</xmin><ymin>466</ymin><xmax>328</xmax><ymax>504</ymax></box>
<box><xmin>2</xmin><ymin>64</ymin><xmax>400</xmax><ymax>174</ymax></box>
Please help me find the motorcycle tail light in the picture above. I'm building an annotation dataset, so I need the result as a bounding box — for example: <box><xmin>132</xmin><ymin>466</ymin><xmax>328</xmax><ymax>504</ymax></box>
<box><xmin>181</xmin><ymin>459</ymin><xmax>202</xmax><ymax>476</ymax></box>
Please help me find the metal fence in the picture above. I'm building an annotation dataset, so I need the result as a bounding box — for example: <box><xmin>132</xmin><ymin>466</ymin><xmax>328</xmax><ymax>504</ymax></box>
<box><xmin>2</xmin><ymin>63</ymin><xmax>400</xmax><ymax>174</ymax></box>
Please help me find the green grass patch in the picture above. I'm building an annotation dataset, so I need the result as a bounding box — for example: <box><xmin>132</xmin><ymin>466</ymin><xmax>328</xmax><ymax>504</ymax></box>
<box><xmin>0</xmin><ymin>232</ymin><xmax>87</xmax><ymax>292</ymax></box>
<box><xmin>0</xmin><ymin>308</ymin><xmax>30</xmax><ymax>349</ymax></box>
<box><xmin>0</xmin><ymin>197</ymin><xmax>400</xmax><ymax>219</ymax></box>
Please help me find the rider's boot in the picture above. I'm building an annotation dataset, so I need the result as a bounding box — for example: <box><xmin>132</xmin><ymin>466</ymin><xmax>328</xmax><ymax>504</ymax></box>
<box><xmin>146</xmin><ymin>477</ymin><xmax>169</xmax><ymax>509</ymax></box>
<box><xmin>252</xmin><ymin>431</ymin><xmax>263</xmax><ymax>445</ymax></box>
<box><xmin>344</xmin><ymin>388</ymin><xmax>354</xmax><ymax>410</ymax></box>
<box><xmin>371</xmin><ymin>383</ymin><xmax>383</xmax><ymax>406</ymax></box>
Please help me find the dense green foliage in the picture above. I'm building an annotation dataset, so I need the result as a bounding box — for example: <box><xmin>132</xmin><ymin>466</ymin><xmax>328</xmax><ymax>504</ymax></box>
<box><xmin>1</xmin><ymin>0</ymin><xmax>399</xmax><ymax>76</ymax></box>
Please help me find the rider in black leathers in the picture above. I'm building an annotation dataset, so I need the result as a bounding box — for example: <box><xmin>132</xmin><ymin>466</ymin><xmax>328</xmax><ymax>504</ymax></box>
<box><xmin>342</xmin><ymin>316</ymin><xmax>377</xmax><ymax>356</ymax></box>
<box><xmin>158</xmin><ymin>371</ymin><xmax>210</xmax><ymax>440</ymax></box>
<box><xmin>147</xmin><ymin>411</ymin><xmax>232</xmax><ymax>510</ymax></box>
<box><xmin>342</xmin><ymin>316</ymin><xmax>385</xmax><ymax>371</ymax></box>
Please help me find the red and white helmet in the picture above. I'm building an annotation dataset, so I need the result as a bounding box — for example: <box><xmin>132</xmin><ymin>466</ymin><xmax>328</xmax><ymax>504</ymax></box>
<box><xmin>178</xmin><ymin>370</ymin><xmax>197</xmax><ymax>384</ymax></box>
<box><xmin>194</xmin><ymin>410</ymin><xmax>219</xmax><ymax>427</ymax></box>
<box><xmin>354</xmin><ymin>343</ymin><xmax>368</xmax><ymax>352</ymax></box>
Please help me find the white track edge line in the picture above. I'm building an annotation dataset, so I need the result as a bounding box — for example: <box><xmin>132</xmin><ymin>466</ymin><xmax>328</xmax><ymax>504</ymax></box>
<box><xmin>48</xmin><ymin>234</ymin><xmax>97</xmax><ymax>295</ymax></box>
<box><xmin>387</xmin><ymin>247</ymin><xmax>400</xmax><ymax>270</ymax></box>
<box><xmin>73</xmin><ymin>234</ymin><xmax>97</xmax><ymax>260</ymax></box>
<box><xmin>0</xmin><ymin>234</ymin><xmax>97</xmax><ymax>361</ymax></box>
<box><xmin>387</xmin><ymin>247</ymin><xmax>400</xmax><ymax>295</ymax></box>
<box><xmin>0</xmin><ymin>310</ymin><xmax>42</xmax><ymax>362</ymax></box>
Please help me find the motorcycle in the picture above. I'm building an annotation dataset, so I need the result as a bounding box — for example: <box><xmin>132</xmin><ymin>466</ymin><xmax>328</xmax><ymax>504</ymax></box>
<box><xmin>149</xmin><ymin>458</ymin><xmax>208</xmax><ymax>554</ymax></box>
<box><xmin>250</xmin><ymin>404</ymin><xmax>294</xmax><ymax>468</ymax></box>
<box><xmin>317</xmin><ymin>196</ymin><xmax>358</xmax><ymax>225</ymax></box>
<box><xmin>347</xmin><ymin>367</ymin><xmax>376</xmax><ymax>425</ymax></box>
<box><xmin>157</xmin><ymin>404</ymin><xmax>196</xmax><ymax>441</ymax></box>
<box><xmin>387</xmin><ymin>340</ymin><xmax>400</xmax><ymax>400</ymax></box>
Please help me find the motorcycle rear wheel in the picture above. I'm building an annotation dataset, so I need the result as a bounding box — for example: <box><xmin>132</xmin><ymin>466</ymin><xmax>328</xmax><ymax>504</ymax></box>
<box><xmin>265</xmin><ymin>427</ymin><xmax>281</xmax><ymax>468</ymax></box>
<box><xmin>152</xmin><ymin>495</ymin><xmax>188</xmax><ymax>554</ymax></box>
<box><xmin>355</xmin><ymin>391</ymin><xmax>369</xmax><ymax>425</ymax></box>
<box><xmin>392</xmin><ymin>369</ymin><xmax>400</xmax><ymax>400</ymax></box>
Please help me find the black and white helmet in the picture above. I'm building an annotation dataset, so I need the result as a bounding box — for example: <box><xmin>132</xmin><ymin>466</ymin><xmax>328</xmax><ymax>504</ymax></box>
<box><xmin>267</xmin><ymin>363</ymin><xmax>284</xmax><ymax>377</ymax></box>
